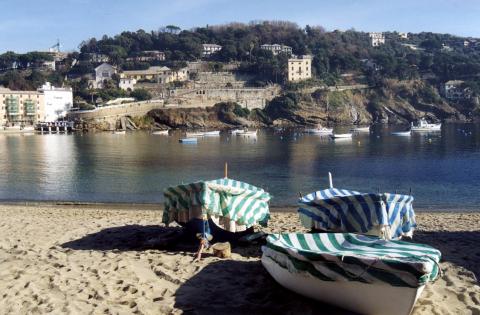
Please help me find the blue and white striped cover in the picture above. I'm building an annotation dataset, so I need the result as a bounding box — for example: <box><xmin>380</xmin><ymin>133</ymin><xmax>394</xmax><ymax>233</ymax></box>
<box><xmin>298</xmin><ymin>188</ymin><xmax>416</xmax><ymax>239</ymax></box>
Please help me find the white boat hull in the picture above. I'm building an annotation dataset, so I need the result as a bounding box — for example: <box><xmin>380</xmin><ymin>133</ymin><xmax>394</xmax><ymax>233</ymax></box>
<box><xmin>113</xmin><ymin>130</ymin><xmax>126</xmax><ymax>135</ymax></box>
<box><xmin>179</xmin><ymin>137</ymin><xmax>198</xmax><ymax>143</ymax></box>
<box><xmin>305</xmin><ymin>128</ymin><xmax>333</xmax><ymax>134</ymax></box>
<box><xmin>392</xmin><ymin>131</ymin><xmax>412</xmax><ymax>136</ymax></box>
<box><xmin>237</xmin><ymin>131</ymin><xmax>257</xmax><ymax>137</ymax></box>
<box><xmin>152</xmin><ymin>130</ymin><xmax>169</xmax><ymax>135</ymax></box>
<box><xmin>411</xmin><ymin>126</ymin><xmax>441</xmax><ymax>132</ymax></box>
<box><xmin>186</xmin><ymin>132</ymin><xmax>205</xmax><ymax>137</ymax></box>
<box><xmin>330</xmin><ymin>133</ymin><xmax>353</xmax><ymax>139</ymax></box>
<box><xmin>351</xmin><ymin>127</ymin><xmax>370</xmax><ymax>132</ymax></box>
<box><xmin>262</xmin><ymin>255</ymin><xmax>424</xmax><ymax>315</ymax></box>
<box><xmin>203</xmin><ymin>131</ymin><xmax>220</xmax><ymax>136</ymax></box>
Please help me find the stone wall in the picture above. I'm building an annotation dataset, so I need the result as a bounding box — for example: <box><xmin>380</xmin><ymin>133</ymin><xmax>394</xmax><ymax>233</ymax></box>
<box><xmin>66</xmin><ymin>101</ymin><xmax>165</xmax><ymax>122</ymax></box>
<box><xmin>169</xmin><ymin>86</ymin><xmax>280</xmax><ymax>110</ymax></box>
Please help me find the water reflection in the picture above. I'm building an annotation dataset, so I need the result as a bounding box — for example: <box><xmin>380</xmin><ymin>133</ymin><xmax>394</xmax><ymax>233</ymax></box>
<box><xmin>0</xmin><ymin>123</ymin><xmax>479</xmax><ymax>209</ymax></box>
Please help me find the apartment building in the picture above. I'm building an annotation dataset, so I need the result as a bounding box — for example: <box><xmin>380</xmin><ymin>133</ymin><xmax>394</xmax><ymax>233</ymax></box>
<box><xmin>0</xmin><ymin>87</ymin><xmax>45</xmax><ymax>127</ymax></box>
<box><xmin>287</xmin><ymin>55</ymin><xmax>312</xmax><ymax>82</ymax></box>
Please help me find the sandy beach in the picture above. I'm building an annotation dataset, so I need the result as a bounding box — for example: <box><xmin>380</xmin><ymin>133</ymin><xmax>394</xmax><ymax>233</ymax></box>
<box><xmin>0</xmin><ymin>204</ymin><xmax>479</xmax><ymax>315</ymax></box>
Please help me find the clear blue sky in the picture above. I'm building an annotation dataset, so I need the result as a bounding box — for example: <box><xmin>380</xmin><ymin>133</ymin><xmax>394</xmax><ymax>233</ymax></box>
<box><xmin>1</xmin><ymin>0</ymin><xmax>479</xmax><ymax>53</ymax></box>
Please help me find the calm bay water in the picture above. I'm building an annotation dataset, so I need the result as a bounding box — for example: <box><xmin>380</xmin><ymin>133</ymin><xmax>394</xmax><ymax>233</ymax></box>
<box><xmin>0</xmin><ymin>123</ymin><xmax>479</xmax><ymax>210</ymax></box>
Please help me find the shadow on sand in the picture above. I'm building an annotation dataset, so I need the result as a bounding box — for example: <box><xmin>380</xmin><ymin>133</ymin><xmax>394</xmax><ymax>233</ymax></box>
<box><xmin>61</xmin><ymin>225</ymin><xmax>193</xmax><ymax>251</ymax></box>
<box><xmin>174</xmin><ymin>260</ymin><xmax>357</xmax><ymax>315</ymax></box>
<box><xmin>412</xmin><ymin>230</ymin><xmax>480</xmax><ymax>279</ymax></box>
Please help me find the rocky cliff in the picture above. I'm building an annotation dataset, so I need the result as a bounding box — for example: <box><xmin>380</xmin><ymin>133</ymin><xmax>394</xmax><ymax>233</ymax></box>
<box><xmin>146</xmin><ymin>80</ymin><xmax>479</xmax><ymax>129</ymax></box>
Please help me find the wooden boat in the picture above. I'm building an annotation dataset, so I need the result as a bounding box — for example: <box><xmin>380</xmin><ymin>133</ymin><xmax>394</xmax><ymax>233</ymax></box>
<box><xmin>330</xmin><ymin>133</ymin><xmax>352</xmax><ymax>139</ymax></box>
<box><xmin>179</xmin><ymin>137</ymin><xmax>198</xmax><ymax>143</ymax></box>
<box><xmin>305</xmin><ymin>126</ymin><xmax>333</xmax><ymax>134</ymax></box>
<box><xmin>186</xmin><ymin>132</ymin><xmax>205</xmax><ymax>137</ymax></box>
<box><xmin>203</xmin><ymin>130</ymin><xmax>220</xmax><ymax>136</ymax></box>
<box><xmin>152</xmin><ymin>130</ymin><xmax>169</xmax><ymax>135</ymax></box>
<box><xmin>411</xmin><ymin>118</ymin><xmax>441</xmax><ymax>131</ymax></box>
<box><xmin>351</xmin><ymin>126</ymin><xmax>370</xmax><ymax>132</ymax></box>
<box><xmin>262</xmin><ymin>233</ymin><xmax>441</xmax><ymax>315</ymax></box>
<box><xmin>392</xmin><ymin>130</ymin><xmax>411</xmax><ymax>136</ymax></box>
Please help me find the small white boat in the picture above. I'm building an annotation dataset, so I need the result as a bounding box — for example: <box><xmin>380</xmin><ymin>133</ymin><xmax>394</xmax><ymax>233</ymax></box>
<box><xmin>262</xmin><ymin>233</ymin><xmax>441</xmax><ymax>315</ymax></box>
<box><xmin>230</xmin><ymin>129</ymin><xmax>244</xmax><ymax>134</ymax></box>
<box><xmin>203</xmin><ymin>130</ymin><xmax>220</xmax><ymax>136</ymax></box>
<box><xmin>330</xmin><ymin>133</ymin><xmax>353</xmax><ymax>139</ymax></box>
<box><xmin>305</xmin><ymin>126</ymin><xmax>333</xmax><ymax>134</ymax></box>
<box><xmin>186</xmin><ymin>132</ymin><xmax>205</xmax><ymax>138</ymax></box>
<box><xmin>392</xmin><ymin>130</ymin><xmax>411</xmax><ymax>136</ymax></box>
<box><xmin>351</xmin><ymin>126</ymin><xmax>370</xmax><ymax>132</ymax></box>
<box><xmin>411</xmin><ymin>118</ymin><xmax>441</xmax><ymax>131</ymax></box>
<box><xmin>152</xmin><ymin>130</ymin><xmax>169</xmax><ymax>135</ymax></box>
<box><xmin>179</xmin><ymin>137</ymin><xmax>198</xmax><ymax>143</ymax></box>
<box><xmin>236</xmin><ymin>130</ymin><xmax>257</xmax><ymax>137</ymax></box>
<box><xmin>113</xmin><ymin>130</ymin><xmax>126</xmax><ymax>135</ymax></box>
<box><xmin>3</xmin><ymin>125</ymin><xmax>21</xmax><ymax>131</ymax></box>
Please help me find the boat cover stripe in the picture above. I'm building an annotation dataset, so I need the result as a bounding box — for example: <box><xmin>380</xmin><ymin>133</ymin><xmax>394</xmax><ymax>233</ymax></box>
<box><xmin>263</xmin><ymin>233</ymin><xmax>441</xmax><ymax>288</ymax></box>
<box><xmin>163</xmin><ymin>178</ymin><xmax>270</xmax><ymax>227</ymax></box>
<box><xmin>298</xmin><ymin>189</ymin><xmax>416</xmax><ymax>239</ymax></box>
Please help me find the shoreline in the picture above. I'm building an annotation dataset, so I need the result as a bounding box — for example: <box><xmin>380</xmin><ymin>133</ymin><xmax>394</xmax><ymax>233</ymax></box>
<box><xmin>0</xmin><ymin>200</ymin><xmax>478</xmax><ymax>212</ymax></box>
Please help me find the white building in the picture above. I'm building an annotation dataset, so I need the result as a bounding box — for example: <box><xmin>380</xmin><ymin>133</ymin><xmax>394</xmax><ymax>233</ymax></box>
<box><xmin>202</xmin><ymin>44</ymin><xmax>222</xmax><ymax>57</ymax></box>
<box><xmin>444</xmin><ymin>80</ymin><xmax>471</xmax><ymax>100</ymax></box>
<box><xmin>369</xmin><ymin>32</ymin><xmax>385</xmax><ymax>47</ymax></box>
<box><xmin>399</xmin><ymin>32</ymin><xmax>408</xmax><ymax>39</ymax></box>
<box><xmin>119</xmin><ymin>78</ymin><xmax>137</xmax><ymax>91</ymax></box>
<box><xmin>38</xmin><ymin>82</ymin><xmax>73</xmax><ymax>122</ymax></box>
<box><xmin>260</xmin><ymin>44</ymin><xmax>293</xmax><ymax>56</ymax></box>
<box><xmin>94</xmin><ymin>63</ymin><xmax>116</xmax><ymax>88</ymax></box>
<box><xmin>287</xmin><ymin>55</ymin><xmax>312</xmax><ymax>82</ymax></box>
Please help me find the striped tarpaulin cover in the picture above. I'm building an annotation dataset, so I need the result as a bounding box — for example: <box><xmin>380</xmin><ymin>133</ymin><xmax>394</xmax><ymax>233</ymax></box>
<box><xmin>263</xmin><ymin>233</ymin><xmax>441</xmax><ymax>288</ymax></box>
<box><xmin>163</xmin><ymin>178</ymin><xmax>271</xmax><ymax>227</ymax></box>
<box><xmin>298</xmin><ymin>188</ymin><xmax>416</xmax><ymax>239</ymax></box>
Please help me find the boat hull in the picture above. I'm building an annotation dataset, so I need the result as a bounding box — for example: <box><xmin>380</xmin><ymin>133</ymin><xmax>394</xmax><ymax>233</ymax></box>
<box><xmin>351</xmin><ymin>127</ymin><xmax>370</xmax><ymax>132</ymax></box>
<box><xmin>179</xmin><ymin>138</ymin><xmax>198</xmax><ymax>143</ymax></box>
<box><xmin>203</xmin><ymin>131</ymin><xmax>220</xmax><ymax>136</ymax></box>
<box><xmin>186</xmin><ymin>132</ymin><xmax>205</xmax><ymax>137</ymax></box>
<box><xmin>330</xmin><ymin>133</ymin><xmax>352</xmax><ymax>139</ymax></box>
<box><xmin>411</xmin><ymin>126</ymin><xmax>441</xmax><ymax>132</ymax></box>
<box><xmin>152</xmin><ymin>130</ymin><xmax>169</xmax><ymax>135</ymax></box>
<box><xmin>305</xmin><ymin>128</ymin><xmax>333</xmax><ymax>134</ymax></box>
<box><xmin>392</xmin><ymin>131</ymin><xmax>411</xmax><ymax>136</ymax></box>
<box><xmin>262</xmin><ymin>255</ymin><xmax>423</xmax><ymax>315</ymax></box>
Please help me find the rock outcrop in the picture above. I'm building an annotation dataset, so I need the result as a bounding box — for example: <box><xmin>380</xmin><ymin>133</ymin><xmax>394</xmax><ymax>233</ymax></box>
<box><xmin>146</xmin><ymin>80</ymin><xmax>478</xmax><ymax>129</ymax></box>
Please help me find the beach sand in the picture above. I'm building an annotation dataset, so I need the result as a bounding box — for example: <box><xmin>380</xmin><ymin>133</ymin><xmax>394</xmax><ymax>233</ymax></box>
<box><xmin>0</xmin><ymin>205</ymin><xmax>479</xmax><ymax>315</ymax></box>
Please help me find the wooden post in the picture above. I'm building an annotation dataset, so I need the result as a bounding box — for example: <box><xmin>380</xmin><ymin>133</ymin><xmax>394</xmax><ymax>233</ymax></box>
<box><xmin>328</xmin><ymin>172</ymin><xmax>333</xmax><ymax>189</ymax></box>
<box><xmin>224</xmin><ymin>162</ymin><xmax>228</xmax><ymax>179</ymax></box>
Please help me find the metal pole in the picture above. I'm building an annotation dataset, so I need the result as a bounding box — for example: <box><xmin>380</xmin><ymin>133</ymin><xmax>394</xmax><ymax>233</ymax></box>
<box><xmin>224</xmin><ymin>162</ymin><xmax>228</xmax><ymax>179</ymax></box>
<box><xmin>328</xmin><ymin>172</ymin><xmax>333</xmax><ymax>188</ymax></box>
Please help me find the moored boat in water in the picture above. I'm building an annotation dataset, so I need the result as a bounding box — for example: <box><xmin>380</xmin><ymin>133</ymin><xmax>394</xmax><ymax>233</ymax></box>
<box><xmin>392</xmin><ymin>130</ymin><xmax>412</xmax><ymax>136</ymax></box>
<box><xmin>411</xmin><ymin>118</ymin><xmax>441</xmax><ymax>131</ymax></box>
<box><xmin>304</xmin><ymin>126</ymin><xmax>333</xmax><ymax>134</ymax></box>
<box><xmin>236</xmin><ymin>130</ymin><xmax>257</xmax><ymax>137</ymax></box>
<box><xmin>203</xmin><ymin>130</ymin><xmax>220</xmax><ymax>136</ymax></box>
<box><xmin>329</xmin><ymin>133</ymin><xmax>352</xmax><ymax>139</ymax></box>
<box><xmin>351</xmin><ymin>126</ymin><xmax>370</xmax><ymax>132</ymax></box>
<box><xmin>186</xmin><ymin>132</ymin><xmax>205</xmax><ymax>137</ymax></box>
<box><xmin>179</xmin><ymin>137</ymin><xmax>198</xmax><ymax>143</ymax></box>
<box><xmin>152</xmin><ymin>130</ymin><xmax>169</xmax><ymax>135</ymax></box>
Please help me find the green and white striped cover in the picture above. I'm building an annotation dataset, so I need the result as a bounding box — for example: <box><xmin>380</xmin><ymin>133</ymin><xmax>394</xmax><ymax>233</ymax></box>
<box><xmin>263</xmin><ymin>233</ymin><xmax>441</xmax><ymax>288</ymax></box>
<box><xmin>163</xmin><ymin>178</ymin><xmax>271</xmax><ymax>227</ymax></box>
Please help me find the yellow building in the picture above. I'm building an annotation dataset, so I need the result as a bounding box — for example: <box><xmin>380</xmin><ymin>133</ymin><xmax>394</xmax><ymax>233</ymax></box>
<box><xmin>0</xmin><ymin>87</ymin><xmax>45</xmax><ymax>127</ymax></box>
<box><xmin>287</xmin><ymin>55</ymin><xmax>312</xmax><ymax>82</ymax></box>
